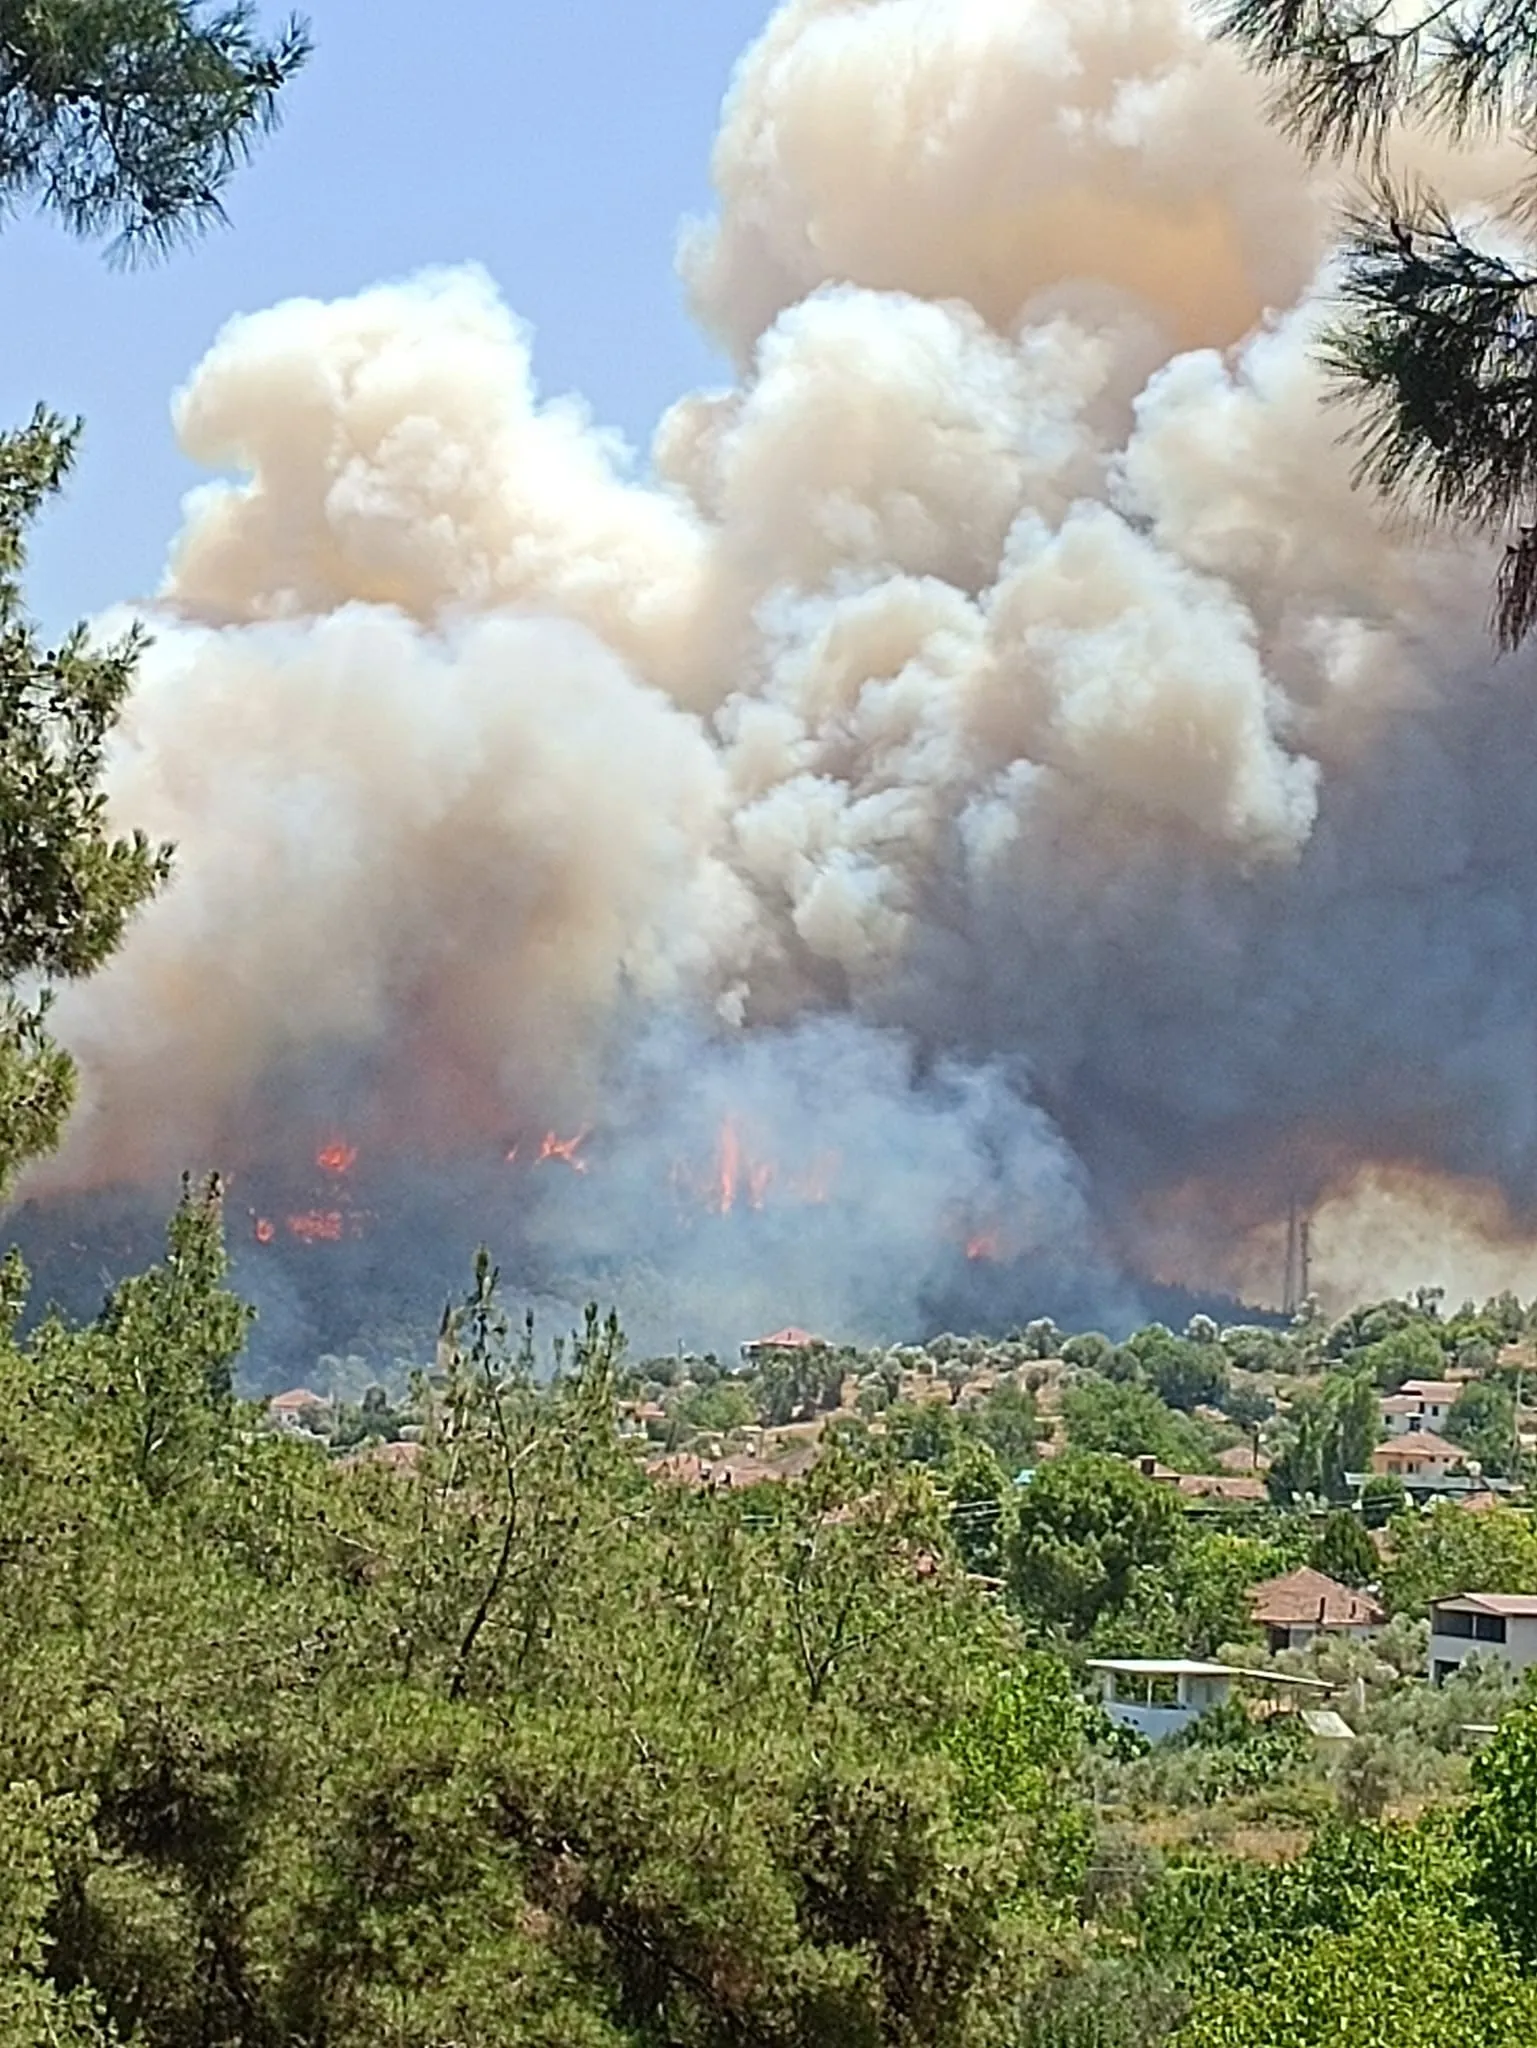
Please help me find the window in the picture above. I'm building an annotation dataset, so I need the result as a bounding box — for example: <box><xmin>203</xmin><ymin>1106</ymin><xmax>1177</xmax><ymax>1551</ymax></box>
<box><xmin>1434</xmin><ymin>1609</ymin><xmax>1476</xmax><ymax>1639</ymax></box>
<box><xmin>1475</xmin><ymin>1614</ymin><xmax>1508</xmax><ymax>1644</ymax></box>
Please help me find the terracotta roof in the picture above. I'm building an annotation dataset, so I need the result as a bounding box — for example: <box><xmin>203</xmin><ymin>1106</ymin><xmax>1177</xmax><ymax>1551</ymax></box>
<box><xmin>1437</xmin><ymin>1593</ymin><xmax>1537</xmax><ymax>1618</ymax></box>
<box><xmin>1399</xmin><ymin>1380</ymin><xmax>1463</xmax><ymax>1404</ymax></box>
<box><xmin>1218</xmin><ymin>1443</ymin><xmax>1267</xmax><ymax>1473</ymax></box>
<box><xmin>268</xmin><ymin>1387</ymin><xmax>329</xmax><ymax>1411</ymax></box>
<box><xmin>1373</xmin><ymin>1430</ymin><xmax>1463</xmax><ymax>1462</ymax></box>
<box><xmin>1178</xmin><ymin>1473</ymin><xmax>1267</xmax><ymax>1501</ymax></box>
<box><xmin>1380</xmin><ymin>1394</ymin><xmax>1423</xmax><ymax>1414</ymax></box>
<box><xmin>1247</xmin><ymin>1566</ymin><xmax>1385</xmax><ymax>1629</ymax></box>
<box><xmin>744</xmin><ymin>1327</ymin><xmax>824</xmax><ymax>1349</ymax></box>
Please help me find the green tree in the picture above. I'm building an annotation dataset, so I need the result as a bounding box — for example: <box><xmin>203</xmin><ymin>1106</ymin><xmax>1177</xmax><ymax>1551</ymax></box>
<box><xmin>1462</xmin><ymin>1698</ymin><xmax>1537</xmax><ymax>1964</ymax></box>
<box><xmin>1009</xmin><ymin>1454</ymin><xmax>1187</xmax><ymax>1641</ymax></box>
<box><xmin>1215</xmin><ymin>0</ymin><xmax>1537</xmax><ymax>649</ymax></box>
<box><xmin>1382</xmin><ymin>1500</ymin><xmax>1537</xmax><ymax>1616</ymax></box>
<box><xmin>1446</xmin><ymin>1377</ymin><xmax>1519</xmax><ymax>1477</ymax></box>
<box><xmin>1060</xmin><ymin>1377</ymin><xmax>1225</xmax><ymax>1472</ymax></box>
<box><xmin>1311</xmin><ymin>1509</ymin><xmax>1379</xmax><ymax>1588</ymax></box>
<box><xmin>0</xmin><ymin>416</ymin><xmax>173</xmax><ymax>1193</ymax></box>
<box><xmin>0</xmin><ymin>4</ymin><xmax>306</xmax><ymax>1195</ymax></box>
<box><xmin>0</xmin><ymin>1</ymin><xmax>309</xmax><ymax>252</ymax></box>
<box><xmin>1125</xmin><ymin>1327</ymin><xmax>1228</xmax><ymax>1413</ymax></box>
<box><xmin>968</xmin><ymin>1380</ymin><xmax>1039</xmax><ymax>1476</ymax></box>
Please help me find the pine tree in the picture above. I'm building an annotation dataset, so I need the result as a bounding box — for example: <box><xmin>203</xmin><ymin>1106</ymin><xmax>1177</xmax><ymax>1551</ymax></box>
<box><xmin>0</xmin><ymin>1</ymin><xmax>310</xmax><ymax>253</ymax></box>
<box><xmin>1217</xmin><ymin>1</ymin><xmax>1537</xmax><ymax>648</ymax></box>
<box><xmin>0</xmin><ymin>4</ymin><xmax>307</xmax><ymax>1191</ymax></box>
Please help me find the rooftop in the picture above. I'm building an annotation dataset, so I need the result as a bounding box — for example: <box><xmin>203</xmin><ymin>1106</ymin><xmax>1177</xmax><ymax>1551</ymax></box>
<box><xmin>1087</xmin><ymin>1657</ymin><xmax>1333</xmax><ymax>1690</ymax></box>
<box><xmin>1435</xmin><ymin>1593</ymin><xmax>1537</xmax><ymax>1619</ymax></box>
<box><xmin>1248</xmin><ymin>1566</ymin><xmax>1385</xmax><ymax>1630</ymax></box>
<box><xmin>742</xmin><ymin>1327</ymin><xmax>825</xmax><ymax>1351</ymax></box>
<box><xmin>1373</xmin><ymin>1430</ymin><xmax>1463</xmax><ymax>1461</ymax></box>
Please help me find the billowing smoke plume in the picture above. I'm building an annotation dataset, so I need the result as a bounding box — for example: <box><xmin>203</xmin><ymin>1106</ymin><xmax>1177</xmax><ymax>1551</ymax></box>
<box><xmin>17</xmin><ymin>0</ymin><xmax>1537</xmax><ymax>1363</ymax></box>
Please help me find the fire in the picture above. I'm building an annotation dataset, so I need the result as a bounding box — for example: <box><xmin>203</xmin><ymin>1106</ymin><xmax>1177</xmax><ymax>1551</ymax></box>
<box><xmin>286</xmin><ymin>1209</ymin><xmax>347</xmax><ymax>1243</ymax></box>
<box><xmin>672</xmin><ymin>1118</ymin><xmax>836</xmax><ymax>1215</ymax></box>
<box><xmin>966</xmin><ymin>1230</ymin><xmax>1001</xmax><ymax>1263</ymax></box>
<box><xmin>536</xmin><ymin>1128</ymin><xmax>590</xmax><ymax>1173</ymax></box>
<box><xmin>316</xmin><ymin>1137</ymin><xmax>358</xmax><ymax>1175</ymax></box>
<box><xmin>253</xmin><ymin>1216</ymin><xmax>275</xmax><ymax>1245</ymax></box>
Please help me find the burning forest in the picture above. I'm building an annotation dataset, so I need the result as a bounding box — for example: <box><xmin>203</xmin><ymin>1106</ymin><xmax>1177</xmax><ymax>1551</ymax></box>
<box><xmin>14</xmin><ymin>0</ymin><xmax>1537</xmax><ymax>1371</ymax></box>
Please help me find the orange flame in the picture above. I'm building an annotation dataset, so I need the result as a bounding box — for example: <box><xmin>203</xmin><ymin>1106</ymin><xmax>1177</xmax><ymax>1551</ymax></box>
<box><xmin>316</xmin><ymin>1137</ymin><xmax>357</xmax><ymax>1176</ymax></box>
<box><xmin>717</xmin><ymin>1116</ymin><xmax>742</xmax><ymax>1213</ymax></box>
<box><xmin>286</xmin><ymin>1209</ymin><xmax>346</xmax><ymax>1244</ymax></box>
<box><xmin>537</xmin><ymin>1128</ymin><xmax>590</xmax><ymax>1173</ymax></box>
<box><xmin>253</xmin><ymin>1216</ymin><xmax>275</xmax><ymax>1245</ymax></box>
<box><xmin>966</xmin><ymin>1230</ymin><xmax>1001</xmax><ymax>1263</ymax></box>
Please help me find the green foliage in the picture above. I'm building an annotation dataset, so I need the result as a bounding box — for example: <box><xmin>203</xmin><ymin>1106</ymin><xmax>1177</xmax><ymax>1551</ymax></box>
<box><xmin>1059</xmin><ymin>1378</ymin><xmax>1227</xmax><ymax>1474</ymax></box>
<box><xmin>0</xmin><ymin>0</ymin><xmax>309</xmax><ymax>255</ymax></box>
<box><xmin>1216</xmin><ymin>0</ymin><xmax>1537</xmax><ymax>649</ymax></box>
<box><xmin>0</xmin><ymin>1231</ymin><xmax>1094</xmax><ymax>2048</ymax></box>
<box><xmin>1122</xmin><ymin>1327</ymin><xmax>1228</xmax><ymax>1414</ymax></box>
<box><xmin>750</xmin><ymin>1342</ymin><xmax>843</xmax><ymax>1425</ymax></box>
<box><xmin>1462</xmin><ymin>1697</ymin><xmax>1537</xmax><ymax>1964</ymax></box>
<box><xmin>672</xmin><ymin>1377</ymin><xmax>756</xmax><ymax>1434</ymax></box>
<box><xmin>1267</xmin><ymin>1371</ymin><xmax>1380</xmax><ymax>1505</ymax></box>
<box><xmin>0</xmin><ymin>411</ymin><xmax>174</xmax><ymax>1194</ymax></box>
<box><xmin>1310</xmin><ymin>1509</ymin><xmax>1379</xmax><ymax>1588</ymax></box>
<box><xmin>1446</xmin><ymin>1377</ymin><xmax>1519</xmax><ymax>1477</ymax></box>
<box><xmin>1008</xmin><ymin>1455</ymin><xmax>1186</xmax><ymax>1643</ymax></box>
<box><xmin>1176</xmin><ymin>1893</ymin><xmax>1537</xmax><ymax>2046</ymax></box>
<box><xmin>1382</xmin><ymin>1500</ymin><xmax>1537</xmax><ymax>1616</ymax></box>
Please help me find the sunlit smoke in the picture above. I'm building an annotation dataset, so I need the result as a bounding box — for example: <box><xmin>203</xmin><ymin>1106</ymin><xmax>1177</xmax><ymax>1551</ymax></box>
<box><xmin>13</xmin><ymin>0</ymin><xmax>1537</xmax><ymax>1359</ymax></box>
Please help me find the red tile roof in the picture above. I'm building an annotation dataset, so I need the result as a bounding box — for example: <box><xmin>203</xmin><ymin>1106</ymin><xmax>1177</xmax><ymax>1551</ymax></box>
<box><xmin>1247</xmin><ymin>1566</ymin><xmax>1384</xmax><ymax>1630</ymax></box>
<box><xmin>1372</xmin><ymin>1430</ymin><xmax>1464</xmax><ymax>1462</ymax></box>
<box><xmin>745</xmin><ymin>1327</ymin><xmax>824</xmax><ymax>1349</ymax></box>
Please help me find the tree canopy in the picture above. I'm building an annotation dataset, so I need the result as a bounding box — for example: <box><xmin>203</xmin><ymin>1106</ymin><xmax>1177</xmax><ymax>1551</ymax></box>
<box><xmin>0</xmin><ymin>1</ymin><xmax>306</xmax><ymax>1193</ymax></box>
<box><xmin>1216</xmin><ymin>0</ymin><xmax>1537</xmax><ymax>648</ymax></box>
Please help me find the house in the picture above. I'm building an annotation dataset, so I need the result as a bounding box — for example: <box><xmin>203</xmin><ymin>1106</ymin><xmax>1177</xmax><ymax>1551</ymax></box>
<box><xmin>1247</xmin><ymin>1566</ymin><xmax>1384</xmax><ymax>1652</ymax></box>
<box><xmin>739</xmin><ymin>1327</ymin><xmax>825</xmax><ymax>1365</ymax></box>
<box><xmin>1370</xmin><ymin>1430</ymin><xmax>1465</xmax><ymax>1482</ymax></box>
<box><xmin>1429</xmin><ymin>1594</ymin><xmax>1537</xmax><ymax>1684</ymax></box>
<box><xmin>1087</xmin><ymin>1658</ymin><xmax>1335</xmax><ymax>1744</ymax></box>
<box><xmin>1383</xmin><ymin>1378</ymin><xmax>1465</xmax><ymax>1435</ymax></box>
<box><xmin>266</xmin><ymin>1387</ymin><xmax>331</xmax><ymax>1433</ymax></box>
<box><xmin>1177</xmin><ymin>1473</ymin><xmax>1267</xmax><ymax>1504</ymax></box>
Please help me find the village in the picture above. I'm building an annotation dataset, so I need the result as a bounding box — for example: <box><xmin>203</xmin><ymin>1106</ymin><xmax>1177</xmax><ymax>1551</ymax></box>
<box><xmin>259</xmin><ymin>1301</ymin><xmax>1537</xmax><ymax>1788</ymax></box>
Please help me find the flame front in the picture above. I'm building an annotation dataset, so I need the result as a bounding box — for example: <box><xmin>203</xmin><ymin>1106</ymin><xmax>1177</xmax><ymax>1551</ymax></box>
<box><xmin>536</xmin><ymin>1128</ymin><xmax>590</xmax><ymax>1173</ymax></box>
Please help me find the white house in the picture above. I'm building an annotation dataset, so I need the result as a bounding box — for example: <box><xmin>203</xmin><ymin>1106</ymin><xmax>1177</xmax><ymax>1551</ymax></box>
<box><xmin>1087</xmin><ymin>1659</ymin><xmax>1334</xmax><ymax>1744</ymax></box>
<box><xmin>265</xmin><ymin>1387</ymin><xmax>331</xmax><ymax>1434</ymax></box>
<box><xmin>1380</xmin><ymin>1379</ymin><xmax>1464</xmax><ymax>1437</ymax></box>
<box><xmin>1429</xmin><ymin>1594</ymin><xmax>1537</xmax><ymax>1684</ymax></box>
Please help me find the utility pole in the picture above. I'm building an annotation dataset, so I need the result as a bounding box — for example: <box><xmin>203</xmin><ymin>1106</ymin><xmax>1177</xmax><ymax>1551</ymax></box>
<box><xmin>1299</xmin><ymin>1213</ymin><xmax>1312</xmax><ymax>1308</ymax></box>
<box><xmin>1283</xmin><ymin>1200</ymin><xmax>1299</xmax><ymax>1317</ymax></box>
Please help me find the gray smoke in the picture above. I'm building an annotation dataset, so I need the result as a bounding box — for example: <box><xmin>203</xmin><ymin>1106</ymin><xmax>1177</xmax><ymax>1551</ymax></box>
<box><xmin>17</xmin><ymin>0</ymin><xmax>1537</xmax><ymax>1356</ymax></box>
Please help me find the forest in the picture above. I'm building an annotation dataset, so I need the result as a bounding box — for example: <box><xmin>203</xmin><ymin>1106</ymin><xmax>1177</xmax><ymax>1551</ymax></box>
<box><xmin>4</xmin><ymin>1190</ymin><xmax>1537</xmax><ymax>2047</ymax></box>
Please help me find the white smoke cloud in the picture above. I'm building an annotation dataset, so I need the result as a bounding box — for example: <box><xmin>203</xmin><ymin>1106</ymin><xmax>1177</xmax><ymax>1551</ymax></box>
<box><xmin>19</xmin><ymin>0</ymin><xmax>1537</xmax><ymax>1343</ymax></box>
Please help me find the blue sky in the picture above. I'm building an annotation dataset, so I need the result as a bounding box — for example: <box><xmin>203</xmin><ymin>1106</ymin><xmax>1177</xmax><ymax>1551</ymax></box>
<box><xmin>3</xmin><ymin>0</ymin><xmax>772</xmax><ymax>634</ymax></box>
